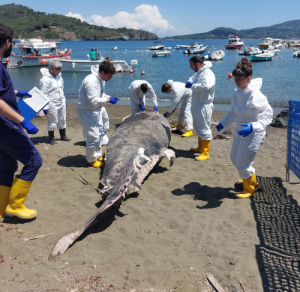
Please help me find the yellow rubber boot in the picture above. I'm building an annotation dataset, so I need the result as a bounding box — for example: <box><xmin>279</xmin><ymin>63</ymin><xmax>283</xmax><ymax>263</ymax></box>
<box><xmin>236</xmin><ymin>173</ymin><xmax>257</xmax><ymax>199</ymax></box>
<box><xmin>182</xmin><ymin>130</ymin><xmax>193</xmax><ymax>137</ymax></box>
<box><xmin>195</xmin><ymin>140</ymin><xmax>210</xmax><ymax>161</ymax></box>
<box><xmin>0</xmin><ymin>185</ymin><xmax>11</xmax><ymax>218</ymax></box>
<box><xmin>5</xmin><ymin>178</ymin><xmax>37</xmax><ymax>219</ymax></box>
<box><xmin>88</xmin><ymin>160</ymin><xmax>103</xmax><ymax>168</ymax></box>
<box><xmin>97</xmin><ymin>157</ymin><xmax>104</xmax><ymax>161</ymax></box>
<box><xmin>190</xmin><ymin>137</ymin><xmax>202</xmax><ymax>153</ymax></box>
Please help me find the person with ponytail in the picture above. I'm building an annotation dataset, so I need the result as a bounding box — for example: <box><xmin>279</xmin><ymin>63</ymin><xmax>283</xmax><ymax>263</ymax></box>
<box><xmin>216</xmin><ymin>57</ymin><xmax>273</xmax><ymax>198</ymax></box>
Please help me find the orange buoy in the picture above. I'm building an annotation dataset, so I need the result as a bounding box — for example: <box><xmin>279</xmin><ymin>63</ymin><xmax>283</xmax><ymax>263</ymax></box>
<box><xmin>129</xmin><ymin>68</ymin><xmax>133</xmax><ymax>73</ymax></box>
<box><xmin>147</xmin><ymin>47</ymin><xmax>149</xmax><ymax>49</ymax></box>
<box><xmin>41</xmin><ymin>59</ymin><xmax>47</xmax><ymax>64</ymax></box>
<box><xmin>185</xmin><ymin>54</ymin><xmax>187</xmax><ymax>57</ymax></box>
<box><xmin>228</xmin><ymin>73</ymin><xmax>233</xmax><ymax>78</ymax></box>
<box><xmin>124</xmin><ymin>52</ymin><xmax>126</xmax><ymax>54</ymax></box>
<box><xmin>120</xmin><ymin>69</ymin><xmax>125</xmax><ymax>73</ymax></box>
<box><xmin>65</xmin><ymin>56</ymin><xmax>71</xmax><ymax>60</ymax></box>
<box><xmin>141</xmin><ymin>70</ymin><xmax>145</xmax><ymax>75</ymax></box>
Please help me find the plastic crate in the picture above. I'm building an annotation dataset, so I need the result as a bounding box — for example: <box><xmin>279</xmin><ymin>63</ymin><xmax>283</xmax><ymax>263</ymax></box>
<box><xmin>286</xmin><ymin>100</ymin><xmax>300</xmax><ymax>182</ymax></box>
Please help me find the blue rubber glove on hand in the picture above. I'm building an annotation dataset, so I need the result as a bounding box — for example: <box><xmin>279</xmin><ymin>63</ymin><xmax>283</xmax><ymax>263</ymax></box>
<box><xmin>43</xmin><ymin>110</ymin><xmax>48</xmax><ymax>116</ymax></box>
<box><xmin>16</xmin><ymin>91</ymin><xmax>32</xmax><ymax>98</ymax></box>
<box><xmin>109</xmin><ymin>97</ymin><xmax>119</xmax><ymax>104</ymax></box>
<box><xmin>65</xmin><ymin>101</ymin><xmax>67</xmax><ymax>107</ymax></box>
<box><xmin>153</xmin><ymin>106</ymin><xmax>158</xmax><ymax>112</ymax></box>
<box><xmin>20</xmin><ymin>119</ymin><xmax>39</xmax><ymax>134</ymax></box>
<box><xmin>237</xmin><ymin>123</ymin><xmax>253</xmax><ymax>137</ymax></box>
<box><xmin>104</xmin><ymin>131</ymin><xmax>107</xmax><ymax>134</ymax></box>
<box><xmin>163</xmin><ymin>113</ymin><xmax>168</xmax><ymax>118</ymax></box>
<box><xmin>185</xmin><ymin>81</ymin><xmax>193</xmax><ymax>88</ymax></box>
<box><xmin>216</xmin><ymin>123</ymin><xmax>223</xmax><ymax>132</ymax></box>
<box><xmin>139</xmin><ymin>105</ymin><xmax>145</xmax><ymax>111</ymax></box>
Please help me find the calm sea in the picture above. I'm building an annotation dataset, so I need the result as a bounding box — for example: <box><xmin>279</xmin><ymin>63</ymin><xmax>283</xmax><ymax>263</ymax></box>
<box><xmin>8</xmin><ymin>39</ymin><xmax>300</xmax><ymax>112</ymax></box>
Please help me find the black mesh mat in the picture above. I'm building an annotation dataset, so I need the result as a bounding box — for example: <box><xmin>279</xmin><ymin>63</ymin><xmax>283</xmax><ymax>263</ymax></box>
<box><xmin>252</xmin><ymin>177</ymin><xmax>300</xmax><ymax>291</ymax></box>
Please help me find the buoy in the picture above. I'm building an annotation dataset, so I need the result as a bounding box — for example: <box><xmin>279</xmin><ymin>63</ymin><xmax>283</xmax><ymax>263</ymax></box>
<box><xmin>142</xmin><ymin>53</ymin><xmax>143</xmax><ymax>55</ymax></box>
<box><xmin>65</xmin><ymin>56</ymin><xmax>71</xmax><ymax>60</ymax></box>
<box><xmin>280</xmin><ymin>57</ymin><xmax>282</xmax><ymax>60</ymax></box>
<box><xmin>129</xmin><ymin>68</ymin><xmax>133</xmax><ymax>73</ymax></box>
<box><xmin>120</xmin><ymin>69</ymin><xmax>125</xmax><ymax>73</ymax></box>
<box><xmin>228</xmin><ymin>73</ymin><xmax>233</xmax><ymax>78</ymax></box>
<box><xmin>239</xmin><ymin>47</ymin><xmax>241</xmax><ymax>50</ymax></box>
<box><xmin>198</xmin><ymin>54</ymin><xmax>199</xmax><ymax>56</ymax></box>
<box><xmin>41</xmin><ymin>59</ymin><xmax>47</xmax><ymax>64</ymax></box>
<box><xmin>124</xmin><ymin>52</ymin><xmax>126</xmax><ymax>54</ymax></box>
<box><xmin>141</xmin><ymin>70</ymin><xmax>145</xmax><ymax>75</ymax></box>
<box><xmin>185</xmin><ymin>54</ymin><xmax>187</xmax><ymax>57</ymax></box>
<box><xmin>146</xmin><ymin>53</ymin><xmax>147</xmax><ymax>55</ymax></box>
<box><xmin>147</xmin><ymin>47</ymin><xmax>149</xmax><ymax>49</ymax></box>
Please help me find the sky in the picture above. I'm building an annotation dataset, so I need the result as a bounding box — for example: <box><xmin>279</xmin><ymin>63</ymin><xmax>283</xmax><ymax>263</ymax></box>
<box><xmin>1</xmin><ymin>0</ymin><xmax>300</xmax><ymax>37</ymax></box>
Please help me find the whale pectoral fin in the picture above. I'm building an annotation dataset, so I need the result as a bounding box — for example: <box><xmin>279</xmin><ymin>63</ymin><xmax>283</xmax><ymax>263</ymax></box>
<box><xmin>161</xmin><ymin>148</ymin><xmax>176</xmax><ymax>167</ymax></box>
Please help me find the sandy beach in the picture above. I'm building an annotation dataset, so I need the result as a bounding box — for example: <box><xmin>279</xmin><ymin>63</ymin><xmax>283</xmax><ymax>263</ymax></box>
<box><xmin>0</xmin><ymin>103</ymin><xmax>299</xmax><ymax>292</ymax></box>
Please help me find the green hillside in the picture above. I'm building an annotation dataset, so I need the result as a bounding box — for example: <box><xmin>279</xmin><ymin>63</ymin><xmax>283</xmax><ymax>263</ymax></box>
<box><xmin>0</xmin><ymin>4</ymin><xmax>158</xmax><ymax>40</ymax></box>
<box><xmin>165</xmin><ymin>20</ymin><xmax>300</xmax><ymax>39</ymax></box>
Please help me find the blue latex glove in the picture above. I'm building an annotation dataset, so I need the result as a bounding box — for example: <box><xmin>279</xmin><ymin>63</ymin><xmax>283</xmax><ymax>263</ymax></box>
<box><xmin>104</xmin><ymin>131</ymin><xmax>107</xmax><ymax>134</ymax></box>
<box><xmin>153</xmin><ymin>106</ymin><xmax>158</xmax><ymax>112</ymax></box>
<box><xmin>185</xmin><ymin>81</ymin><xmax>193</xmax><ymax>88</ymax></box>
<box><xmin>20</xmin><ymin>119</ymin><xmax>39</xmax><ymax>134</ymax></box>
<box><xmin>43</xmin><ymin>110</ymin><xmax>48</xmax><ymax>116</ymax></box>
<box><xmin>65</xmin><ymin>101</ymin><xmax>67</xmax><ymax>107</ymax></box>
<box><xmin>139</xmin><ymin>105</ymin><xmax>145</xmax><ymax>111</ymax></box>
<box><xmin>216</xmin><ymin>123</ymin><xmax>223</xmax><ymax>132</ymax></box>
<box><xmin>16</xmin><ymin>91</ymin><xmax>32</xmax><ymax>98</ymax></box>
<box><xmin>109</xmin><ymin>97</ymin><xmax>119</xmax><ymax>104</ymax></box>
<box><xmin>163</xmin><ymin>113</ymin><xmax>168</xmax><ymax>118</ymax></box>
<box><xmin>237</xmin><ymin>123</ymin><xmax>253</xmax><ymax>137</ymax></box>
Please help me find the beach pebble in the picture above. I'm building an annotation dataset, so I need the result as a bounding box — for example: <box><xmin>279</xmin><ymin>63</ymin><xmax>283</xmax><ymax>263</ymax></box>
<box><xmin>189</xmin><ymin>266</ymin><xmax>195</xmax><ymax>271</ymax></box>
<box><xmin>157</xmin><ymin>222</ymin><xmax>162</xmax><ymax>226</ymax></box>
<box><xmin>73</xmin><ymin>203</ymin><xmax>77</xmax><ymax>206</ymax></box>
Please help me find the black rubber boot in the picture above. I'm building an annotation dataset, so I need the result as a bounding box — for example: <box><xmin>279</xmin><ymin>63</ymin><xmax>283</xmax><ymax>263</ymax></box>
<box><xmin>48</xmin><ymin>131</ymin><xmax>57</xmax><ymax>145</ymax></box>
<box><xmin>59</xmin><ymin>128</ymin><xmax>72</xmax><ymax>141</ymax></box>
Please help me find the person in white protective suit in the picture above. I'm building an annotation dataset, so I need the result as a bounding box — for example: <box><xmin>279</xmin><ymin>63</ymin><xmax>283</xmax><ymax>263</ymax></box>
<box><xmin>185</xmin><ymin>56</ymin><xmax>215</xmax><ymax>160</ymax></box>
<box><xmin>216</xmin><ymin>58</ymin><xmax>273</xmax><ymax>198</ymax></box>
<box><xmin>77</xmin><ymin>61</ymin><xmax>119</xmax><ymax>168</ymax></box>
<box><xmin>161</xmin><ymin>80</ymin><xmax>193</xmax><ymax>137</ymax></box>
<box><xmin>99</xmin><ymin>106</ymin><xmax>109</xmax><ymax>145</ymax></box>
<box><xmin>128</xmin><ymin>80</ymin><xmax>158</xmax><ymax>114</ymax></box>
<box><xmin>40</xmin><ymin>60</ymin><xmax>71</xmax><ymax>145</ymax></box>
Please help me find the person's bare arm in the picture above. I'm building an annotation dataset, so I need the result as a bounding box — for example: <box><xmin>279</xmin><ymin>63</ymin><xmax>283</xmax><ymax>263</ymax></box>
<box><xmin>0</xmin><ymin>99</ymin><xmax>24</xmax><ymax>123</ymax></box>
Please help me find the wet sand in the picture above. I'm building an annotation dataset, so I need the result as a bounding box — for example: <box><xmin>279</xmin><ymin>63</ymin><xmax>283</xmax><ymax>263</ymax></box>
<box><xmin>0</xmin><ymin>104</ymin><xmax>299</xmax><ymax>292</ymax></box>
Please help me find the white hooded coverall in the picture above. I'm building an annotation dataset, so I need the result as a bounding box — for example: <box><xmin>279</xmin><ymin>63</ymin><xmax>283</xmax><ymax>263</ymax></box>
<box><xmin>40</xmin><ymin>68</ymin><xmax>66</xmax><ymax>131</ymax></box>
<box><xmin>219</xmin><ymin>78</ymin><xmax>273</xmax><ymax>179</ymax></box>
<box><xmin>166</xmin><ymin>80</ymin><xmax>193</xmax><ymax>130</ymax></box>
<box><xmin>129</xmin><ymin>80</ymin><xmax>157</xmax><ymax>114</ymax></box>
<box><xmin>188</xmin><ymin>61</ymin><xmax>215</xmax><ymax>140</ymax></box>
<box><xmin>99</xmin><ymin>107</ymin><xmax>109</xmax><ymax>145</ymax></box>
<box><xmin>77</xmin><ymin>66</ymin><xmax>110</xmax><ymax>162</ymax></box>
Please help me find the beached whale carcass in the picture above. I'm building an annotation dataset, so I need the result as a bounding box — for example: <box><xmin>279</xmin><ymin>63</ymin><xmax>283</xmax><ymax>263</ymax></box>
<box><xmin>49</xmin><ymin>112</ymin><xmax>175</xmax><ymax>261</ymax></box>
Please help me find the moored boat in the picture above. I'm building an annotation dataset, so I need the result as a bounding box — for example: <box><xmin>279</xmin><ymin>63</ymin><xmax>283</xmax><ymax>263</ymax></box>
<box><xmin>149</xmin><ymin>45</ymin><xmax>165</xmax><ymax>50</ymax></box>
<box><xmin>250</xmin><ymin>52</ymin><xmax>273</xmax><ymax>61</ymax></box>
<box><xmin>183</xmin><ymin>44</ymin><xmax>207</xmax><ymax>54</ymax></box>
<box><xmin>7</xmin><ymin>38</ymin><xmax>71</xmax><ymax>68</ymax></box>
<box><xmin>152</xmin><ymin>50</ymin><xmax>171</xmax><ymax>57</ymax></box>
<box><xmin>224</xmin><ymin>33</ymin><xmax>244</xmax><ymax>49</ymax></box>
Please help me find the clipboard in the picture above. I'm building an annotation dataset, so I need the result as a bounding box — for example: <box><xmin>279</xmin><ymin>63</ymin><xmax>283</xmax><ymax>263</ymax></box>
<box><xmin>17</xmin><ymin>87</ymin><xmax>49</xmax><ymax>121</ymax></box>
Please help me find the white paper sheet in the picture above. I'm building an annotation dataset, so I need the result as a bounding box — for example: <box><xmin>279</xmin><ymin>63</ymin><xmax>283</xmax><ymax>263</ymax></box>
<box><xmin>23</xmin><ymin>87</ymin><xmax>49</xmax><ymax>113</ymax></box>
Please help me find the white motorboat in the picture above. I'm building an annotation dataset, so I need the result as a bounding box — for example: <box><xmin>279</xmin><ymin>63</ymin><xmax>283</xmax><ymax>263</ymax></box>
<box><xmin>258</xmin><ymin>38</ymin><xmax>273</xmax><ymax>49</ymax></box>
<box><xmin>184</xmin><ymin>44</ymin><xmax>207</xmax><ymax>54</ymax></box>
<box><xmin>293</xmin><ymin>51</ymin><xmax>300</xmax><ymax>57</ymax></box>
<box><xmin>208</xmin><ymin>50</ymin><xmax>225</xmax><ymax>60</ymax></box>
<box><xmin>149</xmin><ymin>45</ymin><xmax>165</xmax><ymax>50</ymax></box>
<box><xmin>152</xmin><ymin>50</ymin><xmax>171</xmax><ymax>57</ymax></box>
<box><xmin>272</xmin><ymin>39</ymin><xmax>283</xmax><ymax>49</ymax></box>
<box><xmin>7</xmin><ymin>38</ymin><xmax>71</xmax><ymax>68</ymax></box>
<box><xmin>175</xmin><ymin>44</ymin><xmax>189</xmax><ymax>49</ymax></box>
<box><xmin>60</xmin><ymin>54</ymin><xmax>137</xmax><ymax>72</ymax></box>
<box><xmin>225</xmin><ymin>33</ymin><xmax>244</xmax><ymax>49</ymax></box>
<box><xmin>239</xmin><ymin>47</ymin><xmax>262</xmax><ymax>55</ymax></box>
<box><xmin>164</xmin><ymin>47</ymin><xmax>172</xmax><ymax>50</ymax></box>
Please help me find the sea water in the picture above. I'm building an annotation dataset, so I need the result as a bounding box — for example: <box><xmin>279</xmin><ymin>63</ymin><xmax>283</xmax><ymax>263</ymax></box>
<box><xmin>8</xmin><ymin>39</ymin><xmax>300</xmax><ymax>111</ymax></box>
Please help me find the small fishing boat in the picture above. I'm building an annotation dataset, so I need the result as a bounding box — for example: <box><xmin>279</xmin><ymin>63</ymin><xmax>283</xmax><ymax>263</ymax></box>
<box><xmin>175</xmin><ymin>44</ymin><xmax>189</xmax><ymax>49</ymax></box>
<box><xmin>208</xmin><ymin>50</ymin><xmax>225</xmax><ymax>60</ymax></box>
<box><xmin>293</xmin><ymin>51</ymin><xmax>300</xmax><ymax>57</ymax></box>
<box><xmin>250</xmin><ymin>51</ymin><xmax>273</xmax><ymax>61</ymax></box>
<box><xmin>7</xmin><ymin>38</ymin><xmax>71</xmax><ymax>68</ymax></box>
<box><xmin>184</xmin><ymin>44</ymin><xmax>207</xmax><ymax>54</ymax></box>
<box><xmin>258</xmin><ymin>38</ymin><xmax>273</xmax><ymax>49</ymax></box>
<box><xmin>152</xmin><ymin>50</ymin><xmax>171</xmax><ymax>57</ymax></box>
<box><xmin>239</xmin><ymin>47</ymin><xmax>262</xmax><ymax>56</ymax></box>
<box><xmin>149</xmin><ymin>45</ymin><xmax>165</xmax><ymax>50</ymax></box>
<box><xmin>224</xmin><ymin>33</ymin><xmax>244</xmax><ymax>49</ymax></box>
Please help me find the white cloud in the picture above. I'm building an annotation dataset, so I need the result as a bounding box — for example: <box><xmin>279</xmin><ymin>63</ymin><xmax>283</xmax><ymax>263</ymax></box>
<box><xmin>65</xmin><ymin>5</ymin><xmax>190</xmax><ymax>37</ymax></box>
<box><xmin>65</xmin><ymin>12</ymin><xmax>84</xmax><ymax>22</ymax></box>
<box><xmin>89</xmin><ymin>5</ymin><xmax>175</xmax><ymax>37</ymax></box>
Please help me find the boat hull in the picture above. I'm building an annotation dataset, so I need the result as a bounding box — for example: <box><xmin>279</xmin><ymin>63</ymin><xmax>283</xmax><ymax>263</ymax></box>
<box><xmin>225</xmin><ymin>44</ymin><xmax>243</xmax><ymax>49</ymax></box>
<box><xmin>7</xmin><ymin>51</ymin><xmax>72</xmax><ymax>68</ymax></box>
<box><xmin>250</xmin><ymin>55</ymin><xmax>273</xmax><ymax>61</ymax></box>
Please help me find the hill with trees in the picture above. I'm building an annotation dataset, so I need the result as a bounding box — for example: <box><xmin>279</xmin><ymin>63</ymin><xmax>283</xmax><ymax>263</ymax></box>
<box><xmin>0</xmin><ymin>4</ymin><xmax>158</xmax><ymax>41</ymax></box>
<box><xmin>165</xmin><ymin>20</ymin><xmax>300</xmax><ymax>39</ymax></box>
